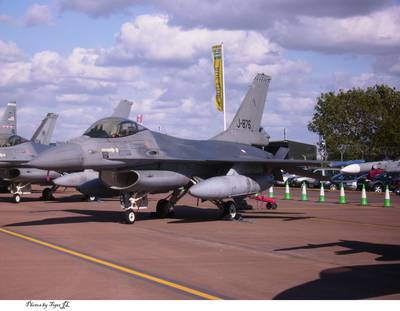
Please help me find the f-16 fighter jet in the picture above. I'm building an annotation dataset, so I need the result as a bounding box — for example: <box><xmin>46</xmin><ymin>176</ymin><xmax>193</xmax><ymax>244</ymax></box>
<box><xmin>0</xmin><ymin>113</ymin><xmax>60</xmax><ymax>202</ymax></box>
<box><xmin>52</xmin><ymin>100</ymin><xmax>133</xmax><ymax>201</ymax></box>
<box><xmin>0</xmin><ymin>101</ymin><xmax>17</xmax><ymax>145</ymax></box>
<box><xmin>29</xmin><ymin>74</ymin><xmax>325</xmax><ymax>223</ymax></box>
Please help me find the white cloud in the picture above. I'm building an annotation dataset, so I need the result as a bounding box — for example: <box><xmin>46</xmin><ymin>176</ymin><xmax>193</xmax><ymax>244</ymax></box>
<box><xmin>0</xmin><ymin>40</ymin><xmax>24</xmax><ymax>62</ymax></box>
<box><xmin>270</xmin><ymin>6</ymin><xmax>400</xmax><ymax>55</ymax></box>
<box><xmin>22</xmin><ymin>4</ymin><xmax>53</xmax><ymax>27</ymax></box>
<box><xmin>100</xmin><ymin>14</ymin><xmax>281</xmax><ymax>65</ymax></box>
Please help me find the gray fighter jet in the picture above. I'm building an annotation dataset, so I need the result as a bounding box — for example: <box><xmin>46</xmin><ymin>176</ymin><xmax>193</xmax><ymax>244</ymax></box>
<box><xmin>0</xmin><ymin>101</ymin><xmax>17</xmax><ymax>145</ymax></box>
<box><xmin>341</xmin><ymin>160</ymin><xmax>400</xmax><ymax>174</ymax></box>
<box><xmin>0</xmin><ymin>113</ymin><xmax>60</xmax><ymax>202</ymax></box>
<box><xmin>52</xmin><ymin>99</ymin><xmax>133</xmax><ymax>201</ymax></box>
<box><xmin>29</xmin><ymin>73</ymin><xmax>326</xmax><ymax>223</ymax></box>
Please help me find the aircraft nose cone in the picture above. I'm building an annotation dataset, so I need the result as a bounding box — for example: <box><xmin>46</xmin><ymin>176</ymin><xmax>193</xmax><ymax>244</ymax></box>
<box><xmin>29</xmin><ymin>143</ymin><xmax>84</xmax><ymax>170</ymax></box>
<box><xmin>340</xmin><ymin>164</ymin><xmax>360</xmax><ymax>174</ymax></box>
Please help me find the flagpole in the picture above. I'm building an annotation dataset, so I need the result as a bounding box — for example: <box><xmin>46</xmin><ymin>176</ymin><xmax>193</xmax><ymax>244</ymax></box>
<box><xmin>221</xmin><ymin>42</ymin><xmax>227</xmax><ymax>130</ymax></box>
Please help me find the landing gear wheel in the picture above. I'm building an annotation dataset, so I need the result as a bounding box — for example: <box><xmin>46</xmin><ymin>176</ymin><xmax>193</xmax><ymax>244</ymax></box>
<box><xmin>41</xmin><ymin>187</ymin><xmax>54</xmax><ymax>200</ymax></box>
<box><xmin>223</xmin><ymin>201</ymin><xmax>237</xmax><ymax>220</ymax></box>
<box><xmin>124</xmin><ymin>209</ymin><xmax>136</xmax><ymax>224</ymax></box>
<box><xmin>266</xmin><ymin>202</ymin><xmax>278</xmax><ymax>210</ymax></box>
<box><xmin>13</xmin><ymin>194</ymin><xmax>21</xmax><ymax>203</ymax></box>
<box><xmin>156</xmin><ymin>199</ymin><xmax>174</xmax><ymax>218</ymax></box>
<box><xmin>329</xmin><ymin>184</ymin><xmax>337</xmax><ymax>191</ymax></box>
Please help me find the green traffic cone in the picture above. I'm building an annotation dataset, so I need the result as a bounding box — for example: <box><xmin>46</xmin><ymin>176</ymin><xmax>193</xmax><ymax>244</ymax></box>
<box><xmin>284</xmin><ymin>181</ymin><xmax>291</xmax><ymax>200</ymax></box>
<box><xmin>384</xmin><ymin>185</ymin><xmax>391</xmax><ymax>207</ymax></box>
<box><xmin>339</xmin><ymin>183</ymin><xmax>346</xmax><ymax>204</ymax></box>
<box><xmin>268</xmin><ymin>186</ymin><xmax>275</xmax><ymax>198</ymax></box>
<box><xmin>319</xmin><ymin>183</ymin><xmax>326</xmax><ymax>203</ymax></box>
<box><xmin>360</xmin><ymin>184</ymin><xmax>368</xmax><ymax>206</ymax></box>
<box><xmin>301</xmin><ymin>182</ymin><xmax>308</xmax><ymax>201</ymax></box>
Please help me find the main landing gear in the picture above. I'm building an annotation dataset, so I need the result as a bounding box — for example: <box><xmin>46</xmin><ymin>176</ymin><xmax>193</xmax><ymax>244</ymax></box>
<box><xmin>154</xmin><ymin>187</ymin><xmax>189</xmax><ymax>219</ymax></box>
<box><xmin>221</xmin><ymin>200</ymin><xmax>238</xmax><ymax>220</ymax></box>
<box><xmin>40</xmin><ymin>185</ymin><xmax>58</xmax><ymax>201</ymax></box>
<box><xmin>120</xmin><ymin>192</ymin><xmax>148</xmax><ymax>224</ymax></box>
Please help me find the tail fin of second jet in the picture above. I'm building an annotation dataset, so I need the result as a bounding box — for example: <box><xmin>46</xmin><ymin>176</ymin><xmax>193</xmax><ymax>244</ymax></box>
<box><xmin>31</xmin><ymin>113</ymin><xmax>59</xmax><ymax>145</ymax></box>
<box><xmin>112</xmin><ymin>99</ymin><xmax>133</xmax><ymax>118</ymax></box>
<box><xmin>0</xmin><ymin>101</ymin><xmax>17</xmax><ymax>135</ymax></box>
<box><xmin>211</xmin><ymin>73</ymin><xmax>271</xmax><ymax>146</ymax></box>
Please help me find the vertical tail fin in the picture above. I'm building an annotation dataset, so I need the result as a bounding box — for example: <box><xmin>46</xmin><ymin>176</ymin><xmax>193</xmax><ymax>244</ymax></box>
<box><xmin>0</xmin><ymin>101</ymin><xmax>17</xmax><ymax>135</ymax></box>
<box><xmin>212</xmin><ymin>73</ymin><xmax>271</xmax><ymax>146</ymax></box>
<box><xmin>112</xmin><ymin>99</ymin><xmax>133</xmax><ymax>118</ymax></box>
<box><xmin>31</xmin><ymin>113</ymin><xmax>59</xmax><ymax>145</ymax></box>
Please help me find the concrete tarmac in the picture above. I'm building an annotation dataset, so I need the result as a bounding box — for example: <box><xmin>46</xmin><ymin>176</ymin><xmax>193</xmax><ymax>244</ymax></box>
<box><xmin>0</xmin><ymin>187</ymin><xmax>399</xmax><ymax>300</ymax></box>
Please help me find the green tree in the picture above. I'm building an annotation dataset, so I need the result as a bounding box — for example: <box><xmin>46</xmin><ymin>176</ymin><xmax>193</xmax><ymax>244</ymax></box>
<box><xmin>308</xmin><ymin>85</ymin><xmax>400</xmax><ymax>161</ymax></box>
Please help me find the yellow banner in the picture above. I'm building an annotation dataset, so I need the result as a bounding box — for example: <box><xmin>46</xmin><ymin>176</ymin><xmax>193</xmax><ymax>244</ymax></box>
<box><xmin>212</xmin><ymin>44</ymin><xmax>224</xmax><ymax>112</ymax></box>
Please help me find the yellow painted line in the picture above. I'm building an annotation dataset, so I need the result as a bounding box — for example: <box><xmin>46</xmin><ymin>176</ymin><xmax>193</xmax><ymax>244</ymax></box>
<box><xmin>0</xmin><ymin>227</ymin><xmax>222</xmax><ymax>300</ymax></box>
<box><xmin>308</xmin><ymin>217</ymin><xmax>400</xmax><ymax>230</ymax></box>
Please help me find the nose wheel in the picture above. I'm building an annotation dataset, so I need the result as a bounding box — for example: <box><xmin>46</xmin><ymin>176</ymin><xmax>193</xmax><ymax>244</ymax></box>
<box><xmin>12</xmin><ymin>194</ymin><xmax>21</xmax><ymax>203</ymax></box>
<box><xmin>120</xmin><ymin>192</ymin><xmax>148</xmax><ymax>224</ymax></box>
<box><xmin>124</xmin><ymin>209</ymin><xmax>136</xmax><ymax>224</ymax></box>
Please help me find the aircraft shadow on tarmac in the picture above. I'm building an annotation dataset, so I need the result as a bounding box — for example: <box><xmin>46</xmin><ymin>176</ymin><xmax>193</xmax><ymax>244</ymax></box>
<box><xmin>274</xmin><ymin>241</ymin><xmax>400</xmax><ymax>299</ymax></box>
<box><xmin>275</xmin><ymin>240</ymin><xmax>400</xmax><ymax>261</ymax></box>
<box><xmin>167</xmin><ymin>206</ymin><xmax>312</xmax><ymax>224</ymax></box>
<box><xmin>4</xmin><ymin>205</ymin><xmax>312</xmax><ymax>226</ymax></box>
<box><xmin>273</xmin><ymin>263</ymin><xmax>400</xmax><ymax>299</ymax></box>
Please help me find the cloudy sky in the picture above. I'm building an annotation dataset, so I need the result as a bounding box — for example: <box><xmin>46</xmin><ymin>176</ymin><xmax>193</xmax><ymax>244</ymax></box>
<box><xmin>0</xmin><ymin>0</ymin><xmax>399</xmax><ymax>144</ymax></box>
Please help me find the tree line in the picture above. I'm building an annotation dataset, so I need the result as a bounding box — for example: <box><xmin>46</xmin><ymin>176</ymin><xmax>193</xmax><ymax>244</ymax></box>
<box><xmin>308</xmin><ymin>85</ymin><xmax>400</xmax><ymax>161</ymax></box>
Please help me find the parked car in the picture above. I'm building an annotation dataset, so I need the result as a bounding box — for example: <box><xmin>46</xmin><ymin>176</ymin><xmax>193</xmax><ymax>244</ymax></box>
<box><xmin>329</xmin><ymin>173</ymin><xmax>367</xmax><ymax>191</ymax></box>
<box><xmin>291</xmin><ymin>168</ymin><xmax>340</xmax><ymax>188</ymax></box>
<box><xmin>366</xmin><ymin>172</ymin><xmax>400</xmax><ymax>192</ymax></box>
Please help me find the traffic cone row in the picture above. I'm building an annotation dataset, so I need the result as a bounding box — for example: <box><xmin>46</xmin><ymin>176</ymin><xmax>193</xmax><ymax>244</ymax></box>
<box><xmin>277</xmin><ymin>182</ymin><xmax>393</xmax><ymax>207</ymax></box>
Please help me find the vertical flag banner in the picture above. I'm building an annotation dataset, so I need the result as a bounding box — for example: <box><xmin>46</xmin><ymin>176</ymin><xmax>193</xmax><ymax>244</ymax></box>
<box><xmin>212</xmin><ymin>44</ymin><xmax>224</xmax><ymax>113</ymax></box>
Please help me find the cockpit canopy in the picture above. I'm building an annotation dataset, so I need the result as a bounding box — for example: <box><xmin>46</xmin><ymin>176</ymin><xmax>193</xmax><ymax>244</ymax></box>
<box><xmin>1</xmin><ymin>135</ymin><xmax>29</xmax><ymax>147</ymax></box>
<box><xmin>83</xmin><ymin>117</ymin><xmax>146</xmax><ymax>138</ymax></box>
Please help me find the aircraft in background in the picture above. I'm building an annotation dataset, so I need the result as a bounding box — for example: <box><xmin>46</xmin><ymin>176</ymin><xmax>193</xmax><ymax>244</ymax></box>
<box><xmin>341</xmin><ymin>160</ymin><xmax>400</xmax><ymax>174</ymax></box>
<box><xmin>29</xmin><ymin>74</ymin><xmax>326</xmax><ymax>224</ymax></box>
<box><xmin>0</xmin><ymin>101</ymin><xmax>17</xmax><ymax>145</ymax></box>
<box><xmin>0</xmin><ymin>113</ymin><xmax>60</xmax><ymax>202</ymax></box>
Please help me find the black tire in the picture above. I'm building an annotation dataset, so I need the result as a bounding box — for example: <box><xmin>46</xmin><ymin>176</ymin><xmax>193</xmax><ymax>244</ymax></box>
<box><xmin>223</xmin><ymin>201</ymin><xmax>237</xmax><ymax>220</ymax></box>
<box><xmin>266</xmin><ymin>202</ymin><xmax>272</xmax><ymax>210</ymax></box>
<box><xmin>12</xmin><ymin>194</ymin><xmax>21</xmax><ymax>203</ymax></box>
<box><xmin>156</xmin><ymin>199</ymin><xmax>173</xmax><ymax>218</ymax></box>
<box><xmin>42</xmin><ymin>187</ymin><xmax>54</xmax><ymax>200</ymax></box>
<box><xmin>373</xmin><ymin>184</ymin><xmax>384</xmax><ymax>193</ymax></box>
<box><xmin>272</xmin><ymin>203</ymin><xmax>278</xmax><ymax>210</ymax></box>
<box><xmin>124</xmin><ymin>210</ymin><xmax>136</xmax><ymax>224</ymax></box>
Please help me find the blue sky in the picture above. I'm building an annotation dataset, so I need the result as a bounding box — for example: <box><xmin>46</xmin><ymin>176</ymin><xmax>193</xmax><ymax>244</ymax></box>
<box><xmin>0</xmin><ymin>0</ymin><xmax>399</xmax><ymax>144</ymax></box>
